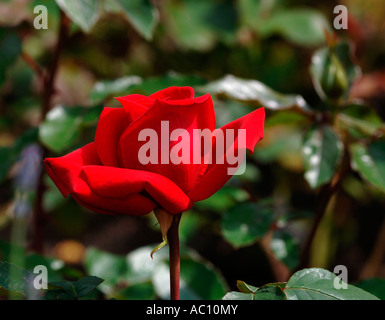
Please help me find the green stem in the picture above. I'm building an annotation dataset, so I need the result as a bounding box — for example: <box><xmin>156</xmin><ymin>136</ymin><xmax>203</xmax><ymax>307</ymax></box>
<box><xmin>167</xmin><ymin>213</ymin><xmax>182</xmax><ymax>300</ymax></box>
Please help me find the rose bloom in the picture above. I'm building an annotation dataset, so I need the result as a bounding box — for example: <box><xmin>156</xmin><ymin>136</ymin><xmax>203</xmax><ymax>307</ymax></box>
<box><xmin>44</xmin><ymin>87</ymin><xmax>264</xmax><ymax>216</ymax></box>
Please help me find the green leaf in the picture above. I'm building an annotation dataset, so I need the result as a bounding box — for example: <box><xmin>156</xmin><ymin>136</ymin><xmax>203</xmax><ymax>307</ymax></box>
<box><xmin>285</xmin><ymin>268</ymin><xmax>379</xmax><ymax>300</ymax></box>
<box><xmin>270</xmin><ymin>229</ymin><xmax>299</xmax><ymax>270</ymax></box>
<box><xmin>84</xmin><ymin>247</ymin><xmax>130</xmax><ymax>295</ymax></box>
<box><xmin>223</xmin><ymin>283</ymin><xmax>286</xmax><ymax>300</ymax></box>
<box><xmin>114</xmin><ymin>282</ymin><xmax>155</xmax><ymax>300</ymax></box>
<box><xmin>39</xmin><ymin>105</ymin><xmax>102</xmax><ymax>153</ymax></box>
<box><xmin>90</xmin><ymin>76</ymin><xmax>142</xmax><ymax>104</ymax></box>
<box><xmin>164</xmin><ymin>0</ymin><xmax>218</xmax><ymax>51</ymax></box>
<box><xmin>199</xmin><ymin>75</ymin><xmax>310</xmax><ymax>112</ymax></box>
<box><xmin>302</xmin><ymin>125</ymin><xmax>343</xmax><ymax>189</ymax></box>
<box><xmin>354</xmin><ymin>278</ymin><xmax>385</xmax><ymax>300</ymax></box>
<box><xmin>223</xmin><ymin>269</ymin><xmax>379</xmax><ymax>300</ymax></box>
<box><xmin>55</xmin><ymin>0</ymin><xmax>101</xmax><ymax>32</ymax></box>
<box><xmin>222</xmin><ymin>291</ymin><xmax>254</xmax><ymax>300</ymax></box>
<box><xmin>350</xmin><ymin>140</ymin><xmax>385</xmax><ymax>192</ymax></box>
<box><xmin>310</xmin><ymin>42</ymin><xmax>360</xmax><ymax>101</ymax></box>
<box><xmin>47</xmin><ymin>276</ymin><xmax>103</xmax><ymax>300</ymax></box>
<box><xmin>237</xmin><ymin>0</ymin><xmax>275</xmax><ymax>31</ymax></box>
<box><xmin>221</xmin><ymin>202</ymin><xmax>274</xmax><ymax>248</ymax></box>
<box><xmin>195</xmin><ymin>186</ymin><xmax>249</xmax><ymax>212</ymax></box>
<box><xmin>258</xmin><ymin>9</ymin><xmax>330</xmax><ymax>47</ymax></box>
<box><xmin>0</xmin><ymin>261</ymin><xmax>36</xmax><ymax>295</ymax></box>
<box><xmin>112</xmin><ymin>0</ymin><xmax>159</xmax><ymax>40</ymax></box>
<box><xmin>90</xmin><ymin>74</ymin><xmax>206</xmax><ymax>104</ymax></box>
<box><xmin>0</xmin><ymin>28</ymin><xmax>22</xmax><ymax>87</ymax></box>
<box><xmin>236</xmin><ymin>280</ymin><xmax>258</xmax><ymax>294</ymax></box>
<box><xmin>132</xmin><ymin>73</ymin><xmax>206</xmax><ymax>96</ymax></box>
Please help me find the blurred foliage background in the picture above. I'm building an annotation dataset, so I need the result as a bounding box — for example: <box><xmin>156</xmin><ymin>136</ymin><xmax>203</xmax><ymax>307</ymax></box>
<box><xmin>1</xmin><ymin>0</ymin><xmax>385</xmax><ymax>300</ymax></box>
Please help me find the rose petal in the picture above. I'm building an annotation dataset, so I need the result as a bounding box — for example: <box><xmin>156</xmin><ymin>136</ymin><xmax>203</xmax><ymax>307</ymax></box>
<box><xmin>118</xmin><ymin>93</ymin><xmax>216</xmax><ymax>193</ymax></box>
<box><xmin>81</xmin><ymin>166</ymin><xmax>193</xmax><ymax>214</ymax></box>
<box><xmin>115</xmin><ymin>94</ymin><xmax>154</xmax><ymax>117</ymax></box>
<box><xmin>44</xmin><ymin>142</ymin><xmax>158</xmax><ymax>216</ymax></box>
<box><xmin>44</xmin><ymin>142</ymin><xmax>102</xmax><ymax>197</ymax></box>
<box><xmin>95</xmin><ymin>107</ymin><xmax>130</xmax><ymax>167</ymax></box>
<box><xmin>188</xmin><ymin>107</ymin><xmax>265</xmax><ymax>202</ymax></box>
<box><xmin>72</xmin><ymin>193</ymin><xmax>156</xmax><ymax>216</ymax></box>
<box><xmin>150</xmin><ymin>86</ymin><xmax>195</xmax><ymax>101</ymax></box>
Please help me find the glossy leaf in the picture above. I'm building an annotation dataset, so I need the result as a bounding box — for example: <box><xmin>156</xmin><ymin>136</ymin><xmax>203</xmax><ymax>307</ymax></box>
<box><xmin>223</xmin><ymin>268</ymin><xmax>378</xmax><ymax>300</ymax></box>
<box><xmin>195</xmin><ymin>186</ymin><xmax>249</xmax><ymax>212</ymax></box>
<box><xmin>223</xmin><ymin>283</ymin><xmax>286</xmax><ymax>300</ymax></box>
<box><xmin>90</xmin><ymin>74</ymin><xmax>206</xmax><ymax>104</ymax></box>
<box><xmin>354</xmin><ymin>278</ymin><xmax>385</xmax><ymax>300</ymax></box>
<box><xmin>114</xmin><ymin>282</ymin><xmax>155</xmax><ymax>300</ymax></box>
<box><xmin>302</xmin><ymin>125</ymin><xmax>343</xmax><ymax>189</ymax></box>
<box><xmin>236</xmin><ymin>280</ymin><xmax>258</xmax><ymax>294</ymax></box>
<box><xmin>47</xmin><ymin>276</ymin><xmax>103</xmax><ymax>300</ymax></box>
<box><xmin>0</xmin><ymin>262</ymin><xmax>36</xmax><ymax>295</ymax></box>
<box><xmin>164</xmin><ymin>0</ymin><xmax>229</xmax><ymax>51</ymax></box>
<box><xmin>84</xmin><ymin>247</ymin><xmax>131</xmax><ymax>295</ymax></box>
<box><xmin>200</xmin><ymin>75</ymin><xmax>310</xmax><ymax>112</ymax></box>
<box><xmin>55</xmin><ymin>0</ymin><xmax>100</xmax><ymax>32</ymax></box>
<box><xmin>285</xmin><ymin>268</ymin><xmax>379</xmax><ymax>300</ymax></box>
<box><xmin>113</xmin><ymin>0</ymin><xmax>159</xmax><ymax>40</ymax></box>
<box><xmin>222</xmin><ymin>291</ymin><xmax>254</xmax><ymax>300</ymax></box>
<box><xmin>90</xmin><ymin>76</ymin><xmax>142</xmax><ymax>104</ymax></box>
<box><xmin>350</xmin><ymin>140</ymin><xmax>385</xmax><ymax>192</ymax></box>
<box><xmin>310</xmin><ymin>41</ymin><xmax>361</xmax><ymax>101</ymax></box>
<box><xmin>221</xmin><ymin>202</ymin><xmax>274</xmax><ymax>248</ymax></box>
<box><xmin>258</xmin><ymin>9</ymin><xmax>330</xmax><ymax>47</ymax></box>
<box><xmin>270</xmin><ymin>229</ymin><xmax>300</xmax><ymax>270</ymax></box>
<box><xmin>39</xmin><ymin>105</ymin><xmax>102</xmax><ymax>153</ymax></box>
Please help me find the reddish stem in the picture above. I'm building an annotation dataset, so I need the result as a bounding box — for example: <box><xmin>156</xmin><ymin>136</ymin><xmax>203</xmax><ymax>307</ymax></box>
<box><xmin>31</xmin><ymin>11</ymin><xmax>70</xmax><ymax>254</ymax></box>
<box><xmin>167</xmin><ymin>213</ymin><xmax>182</xmax><ymax>300</ymax></box>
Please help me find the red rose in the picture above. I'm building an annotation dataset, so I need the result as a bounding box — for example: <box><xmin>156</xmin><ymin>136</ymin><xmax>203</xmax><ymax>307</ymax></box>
<box><xmin>44</xmin><ymin>87</ymin><xmax>264</xmax><ymax>216</ymax></box>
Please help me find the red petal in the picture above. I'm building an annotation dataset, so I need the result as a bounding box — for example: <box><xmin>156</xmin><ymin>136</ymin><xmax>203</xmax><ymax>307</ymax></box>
<box><xmin>115</xmin><ymin>94</ymin><xmax>154</xmax><ymax>119</ymax></box>
<box><xmin>150</xmin><ymin>86</ymin><xmax>195</xmax><ymax>101</ymax></box>
<box><xmin>95</xmin><ymin>107</ymin><xmax>130</xmax><ymax>167</ymax></box>
<box><xmin>188</xmin><ymin>107</ymin><xmax>265</xmax><ymax>202</ymax></box>
<box><xmin>118</xmin><ymin>93</ymin><xmax>216</xmax><ymax>193</ymax></box>
<box><xmin>44</xmin><ymin>143</ymin><xmax>102</xmax><ymax>198</ymax></box>
<box><xmin>44</xmin><ymin>143</ymin><xmax>158</xmax><ymax>216</ymax></box>
<box><xmin>81</xmin><ymin>166</ymin><xmax>193</xmax><ymax>214</ymax></box>
<box><xmin>72</xmin><ymin>193</ymin><xmax>156</xmax><ymax>216</ymax></box>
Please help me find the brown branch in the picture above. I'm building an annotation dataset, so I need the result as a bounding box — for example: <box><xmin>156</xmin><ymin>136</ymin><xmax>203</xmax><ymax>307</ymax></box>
<box><xmin>295</xmin><ymin>150</ymin><xmax>350</xmax><ymax>272</ymax></box>
<box><xmin>41</xmin><ymin>11</ymin><xmax>70</xmax><ymax>120</ymax></box>
<box><xmin>360</xmin><ymin>214</ymin><xmax>385</xmax><ymax>280</ymax></box>
<box><xmin>30</xmin><ymin>11</ymin><xmax>70</xmax><ymax>254</ymax></box>
<box><xmin>21</xmin><ymin>52</ymin><xmax>45</xmax><ymax>80</ymax></box>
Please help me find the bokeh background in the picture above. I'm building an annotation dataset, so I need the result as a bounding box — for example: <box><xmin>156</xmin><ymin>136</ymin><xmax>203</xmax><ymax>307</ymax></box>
<box><xmin>0</xmin><ymin>0</ymin><xmax>385</xmax><ymax>300</ymax></box>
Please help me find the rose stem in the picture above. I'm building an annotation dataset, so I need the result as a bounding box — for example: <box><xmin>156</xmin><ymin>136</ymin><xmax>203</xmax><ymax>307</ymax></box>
<box><xmin>31</xmin><ymin>10</ymin><xmax>70</xmax><ymax>254</ymax></box>
<box><xmin>167</xmin><ymin>213</ymin><xmax>182</xmax><ymax>300</ymax></box>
